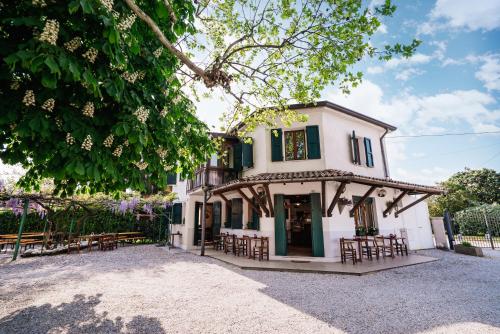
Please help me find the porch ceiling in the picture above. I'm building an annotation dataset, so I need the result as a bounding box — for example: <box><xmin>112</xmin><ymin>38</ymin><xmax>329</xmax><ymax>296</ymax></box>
<box><xmin>211</xmin><ymin>169</ymin><xmax>444</xmax><ymax>195</ymax></box>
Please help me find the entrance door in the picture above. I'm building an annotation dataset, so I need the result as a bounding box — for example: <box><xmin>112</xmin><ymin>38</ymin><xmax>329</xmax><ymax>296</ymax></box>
<box><xmin>194</xmin><ymin>202</ymin><xmax>214</xmax><ymax>246</ymax></box>
<box><xmin>310</xmin><ymin>193</ymin><xmax>324</xmax><ymax>257</ymax></box>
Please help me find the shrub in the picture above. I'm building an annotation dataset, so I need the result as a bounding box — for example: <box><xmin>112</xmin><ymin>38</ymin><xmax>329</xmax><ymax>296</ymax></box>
<box><xmin>454</xmin><ymin>204</ymin><xmax>500</xmax><ymax>237</ymax></box>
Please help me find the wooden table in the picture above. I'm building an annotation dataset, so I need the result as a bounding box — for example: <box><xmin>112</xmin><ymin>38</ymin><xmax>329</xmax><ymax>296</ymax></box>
<box><xmin>169</xmin><ymin>232</ymin><xmax>182</xmax><ymax>249</ymax></box>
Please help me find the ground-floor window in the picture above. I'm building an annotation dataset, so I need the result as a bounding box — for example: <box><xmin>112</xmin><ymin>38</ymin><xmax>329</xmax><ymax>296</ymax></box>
<box><xmin>352</xmin><ymin>196</ymin><xmax>377</xmax><ymax>235</ymax></box>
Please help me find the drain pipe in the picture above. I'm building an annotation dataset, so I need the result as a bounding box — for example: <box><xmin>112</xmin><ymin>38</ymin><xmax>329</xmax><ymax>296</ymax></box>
<box><xmin>380</xmin><ymin>129</ymin><xmax>390</xmax><ymax>178</ymax></box>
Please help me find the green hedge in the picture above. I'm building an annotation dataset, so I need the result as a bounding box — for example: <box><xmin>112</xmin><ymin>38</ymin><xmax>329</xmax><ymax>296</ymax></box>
<box><xmin>454</xmin><ymin>204</ymin><xmax>500</xmax><ymax>237</ymax></box>
<box><xmin>0</xmin><ymin>208</ymin><xmax>171</xmax><ymax>242</ymax></box>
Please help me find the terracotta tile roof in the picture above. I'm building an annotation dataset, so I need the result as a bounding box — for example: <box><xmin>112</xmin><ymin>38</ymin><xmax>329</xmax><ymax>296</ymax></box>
<box><xmin>212</xmin><ymin>169</ymin><xmax>443</xmax><ymax>195</ymax></box>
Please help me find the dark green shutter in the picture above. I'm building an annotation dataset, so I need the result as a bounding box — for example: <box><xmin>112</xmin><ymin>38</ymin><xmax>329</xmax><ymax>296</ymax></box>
<box><xmin>172</xmin><ymin>203</ymin><xmax>182</xmax><ymax>224</ymax></box>
<box><xmin>225</xmin><ymin>203</ymin><xmax>232</xmax><ymax>228</ymax></box>
<box><xmin>274</xmin><ymin>194</ymin><xmax>287</xmax><ymax>256</ymax></box>
<box><xmin>233</xmin><ymin>142</ymin><xmax>242</xmax><ymax>171</ymax></box>
<box><xmin>251</xmin><ymin>197</ymin><xmax>260</xmax><ymax>230</ymax></box>
<box><xmin>351</xmin><ymin>131</ymin><xmax>360</xmax><ymax>164</ymax></box>
<box><xmin>271</xmin><ymin>129</ymin><xmax>283</xmax><ymax>161</ymax></box>
<box><xmin>213</xmin><ymin>201</ymin><xmax>221</xmax><ymax>236</ymax></box>
<box><xmin>242</xmin><ymin>140</ymin><xmax>253</xmax><ymax>168</ymax></box>
<box><xmin>167</xmin><ymin>173</ymin><xmax>177</xmax><ymax>185</ymax></box>
<box><xmin>364</xmin><ymin>137</ymin><xmax>374</xmax><ymax>167</ymax></box>
<box><xmin>306</xmin><ymin>125</ymin><xmax>321</xmax><ymax>159</ymax></box>
<box><xmin>310</xmin><ymin>193</ymin><xmax>325</xmax><ymax>257</ymax></box>
<box><xmin>231</xmin><ymin>198</ymin><xmax>243</xmax><ymax>229</ymax></box>
<box><xmin>193</xmin><ymin>203</ymin><xmax>200</xmax><ymax>245</ymax></box>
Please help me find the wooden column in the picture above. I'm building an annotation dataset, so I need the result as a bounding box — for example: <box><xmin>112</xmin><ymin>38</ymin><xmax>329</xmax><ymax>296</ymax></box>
<box><xmin>395</xmin><ymin>193</ymin><xmax>432</xmax><ymax>217</ymax></box>
<box><xmin>321</xmin><ymin>181</ymin><xmax>326</xmax><ymax>217</ymax></box>
<box><xmin>349</xmin><ymin>185</ymin><xmax>378</xmax><ymax>217</ymax></box>
<box><xmin>383</xmin><ymin>190</ymin><xmax>408</xmax><ymax>217</ymax></box>
<box><xmin>219</xmin><ymin>193</ymin><xmax>232</xmax><ymax>208</ymax></box>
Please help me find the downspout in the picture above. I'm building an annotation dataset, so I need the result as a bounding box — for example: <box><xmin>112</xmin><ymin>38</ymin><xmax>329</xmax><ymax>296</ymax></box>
<box><xmin>380</xmin><ymin>129</ymin><xmax>390</xmax><ymax>178</ymax></box>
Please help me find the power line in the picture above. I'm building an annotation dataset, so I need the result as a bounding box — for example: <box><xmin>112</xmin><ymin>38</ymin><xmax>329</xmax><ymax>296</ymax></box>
<box><xmin>386</xmin><ymin>130</ymin><xmax>500</xmax><ymax>139</ymax></box>
<box><xmin>481</xmin><ymin>149</ymin><xmax>500</xmax><ymax>165</ymax></box>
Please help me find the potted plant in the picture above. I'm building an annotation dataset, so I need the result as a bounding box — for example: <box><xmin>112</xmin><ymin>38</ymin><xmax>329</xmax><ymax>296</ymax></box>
<box><xmin>367</xmin><ymin>226</ymin><xmax>379</xmax><ymax>236</ymax></box>
<box><xmin>454</xmin><ymin>241</ymin><xmax>484</xmax><ymax>257</ymax></box>
<box><xmin>355</xmin><ymin>225</ymin><xmax>366</xmax><ymax>236</ymax></box>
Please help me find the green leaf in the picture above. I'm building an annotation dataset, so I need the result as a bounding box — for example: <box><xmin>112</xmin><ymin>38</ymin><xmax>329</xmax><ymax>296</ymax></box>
<box><xmin>75</xmin><ymin>162</ymin><xmax>85</xmax><ymax>176</ymax></box>
<box><xmin>45</xmin><ymin>56</ymin><xmax>61</xmax><ymax>75</ymax></box>
<box><xmin>41</xmin><ymin>73</ymin><xmax>57</xmax><ymax>89</ymax></box>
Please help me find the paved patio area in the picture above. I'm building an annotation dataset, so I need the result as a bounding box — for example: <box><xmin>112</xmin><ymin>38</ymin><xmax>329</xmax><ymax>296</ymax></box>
<box><xmin>200</xmin><ymin>249</ymin><xmax>438</xmax><ymax>275</ymax></box>
<box><xmin>0</xmin><ymin>245</ymin><xmax>499</xmax><ymax>334</ymax></box>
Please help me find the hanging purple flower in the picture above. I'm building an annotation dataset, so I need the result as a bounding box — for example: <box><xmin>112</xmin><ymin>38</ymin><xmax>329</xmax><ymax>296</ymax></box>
<box><xmin>118</xmin><ymin>200</ymin><xmax>129</xmax><ymax>215</ymax></box>
<box><xmin>129</xmin><ymin>197</ymin><xmax>139</xmax><ymax>211</ymax></box>
<box><xmin>6</xmin><ymin>198</ymin><xmax>25</xmax><ymax>216</ymax></box>
<box><xmin>143</xmin><ymin>203</ymin><xmax>153</xmax><ymax>215</ymax></box>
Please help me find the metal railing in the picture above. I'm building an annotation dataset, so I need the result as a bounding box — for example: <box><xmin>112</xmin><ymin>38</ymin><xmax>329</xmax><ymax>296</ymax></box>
<box><xmin>452</xmin><ymin>208</ymin><xmax>500</xmax><ymax>249</ymax></box>
<box><xmin>186</xmin><ymin>166</ymin><xmax>238</xmax><ymax>192</ymax></box>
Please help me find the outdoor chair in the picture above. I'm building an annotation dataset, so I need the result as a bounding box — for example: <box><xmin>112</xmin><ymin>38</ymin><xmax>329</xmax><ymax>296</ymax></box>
<box><xmin>224</xmin><ymin>234</ymin><xmax>235</xmax><ymax>254</ymax></box>
<box><xmin>340</xmin><ymin>238</ymin><xmax>357</xmax><ymax>264</ymax></box>
<box><xmin>391</xmin><ymin>234</ymin><xmax>408</xmax><ymax>256</ymax></box>
<box><xmin>100</xmin><ymin>234</ymin><xmax>117</xmax><ymax>251</ymax></box>
<box><xmin>252</xmin><ymin>237</ymin><xmax>269</xmax><ymax>261</ymax></box>
<box><xmin>235</xmin><ymin>236</ymin><xmax>248</xmax><ymax>257</ymax></box>
<box><xmin>374</xmin><ymin>236</ymin><xmax>393</xmax><ymax>258</ymax></box>
<box><xmin>360</xmin><ymin>236</ymin><xmax>377</xmax><ymax>260</ymax></box>
<box><xmin>67</xmin><ymin>236</ymin><xmax>81</xmax><ymax>254</ymax></box>
<box><xmin>213</xmin><ymin>234</ymin><xmax>224</xmax><ymax>251</ymax></box>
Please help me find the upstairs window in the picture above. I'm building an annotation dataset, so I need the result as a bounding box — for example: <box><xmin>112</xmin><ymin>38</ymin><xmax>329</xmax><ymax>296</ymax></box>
<box><xmin>285</xmin><ymin>130</ymin><xmax>306</xmax><ymax>160</ymax></box>
<box><xmin>350</xmin><ymin>131</ymin><xmax>374</xmax><ymax>167</ymax></box>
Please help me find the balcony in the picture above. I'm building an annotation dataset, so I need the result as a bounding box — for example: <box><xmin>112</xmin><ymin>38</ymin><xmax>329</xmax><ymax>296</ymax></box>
<box><xmin>187</xmin><ymin>166</ymin><xmax>238</xmax><ymax>192</ymax></box>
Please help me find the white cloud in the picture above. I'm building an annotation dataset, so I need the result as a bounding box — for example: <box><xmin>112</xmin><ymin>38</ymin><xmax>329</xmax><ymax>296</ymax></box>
<box><xmin>385</xmin><ymin>53</ymin><xmax>432</xmax><ymax>69</ymax></box>
<box><xmin>419</xmin><ymin>0</ymin><xmax>500</xmax><ymax>35</ymax></box>
<box><xmin>377</xmin><ymin>23</ymin><xmax>387</xmax><ymax>34</ymax></box>
<box><xmin>367</xmin><ymin>66</ymin><xmax>384</xmax><ymax>74</ymax></box>
<box><xmin>394</xmin><ymin>167</ymin><xmax>452</xmax><ymax>185</ymax></box>
<box><xmin>395</xmin><ymin>68</ymin><xmax>425</xmax><ymax>81</ymax></box>
<box><xmin>474</xmin><ymin>55</ymin><xmax>500</xmax><ymax>91</ymax></box>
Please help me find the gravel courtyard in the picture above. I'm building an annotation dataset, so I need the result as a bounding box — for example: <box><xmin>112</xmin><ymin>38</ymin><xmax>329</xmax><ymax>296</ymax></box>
<box><xmin>0</xmin><ymin>246</ymin><xmax>499</xmax><ymax>334</ymax></box>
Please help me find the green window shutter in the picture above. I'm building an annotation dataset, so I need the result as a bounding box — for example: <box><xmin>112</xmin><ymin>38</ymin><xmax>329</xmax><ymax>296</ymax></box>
<box><xmin>225</xmin><ymin>204</ymin><xmax>232</xmax><ymax>228</ymax></box>
<box><xmin>271</xmin><ymin>128</ymin><xmax>283</xmax><ymax>162</ymax></box>
<box><xmin>351</xmin><ymin>131</ymin><xmax>360</xmax><ymax>164</ymax></box>
<box><xmin>231</xmin><ymin>198</ymin><xmax>243</xmax><ymax>229</ymax></box>
<box><xmin>306</xmin><ymin>125</ymin><xmax>321</xmax><ymax>159</ymax></box>
<box><xmin>194</xmin><ymin>203</ymin><xmax>200</xmax><ymax>245</ymax></box>
<box><xmin>242</xmin><ymin>140</ymin><xmax>253</xmax><ymax>168</ymax></box>
<box><xmin>251</xmin><ymin>197</ymin><xmax>260</xmax><ymax>230</ymax></box>
<box><xmin>274</xmin><ymin>194</ymin><xmax>287</xmax><ymax>255</ymax></box>
<box><xmin>172</xmin><ymin>203</ymin><xmax>182</xmax><ymax>224</ymax></box>
<box><xmin>167</xmin><ymin>173</ymin><xmax>177</xmax><ymax>185</ymax></box>
<box><xmin>364</xmin><ymin>137</ymin><xmax>374</xmax><ymax>167</ymax></box>
<box><xmin>233</xmin><ymin>142</ymin><xmax>242</xmax><ymax>171</ymax></box>
<box><xmin>310</xmin><ymin>193</ymin><xmax>325</xmax><ymax>257</ymax></box>
<box><xmin>212</xmin><ymin>201</ymin><xmax>221</xmax><ymax>236</ymax></box>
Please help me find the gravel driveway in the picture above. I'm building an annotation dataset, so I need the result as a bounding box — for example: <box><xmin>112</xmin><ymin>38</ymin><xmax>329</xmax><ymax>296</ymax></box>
<box><xmin>0</xmin><ymin>246</ymin><xmax>498</xmax><ymax>334</ymax></box>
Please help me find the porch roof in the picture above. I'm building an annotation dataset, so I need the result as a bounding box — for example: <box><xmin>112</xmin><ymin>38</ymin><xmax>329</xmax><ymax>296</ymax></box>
<box><xmin>211</xmin><ymin>169</ymin><xmax>444</xmax><ymax>195</ymax></box>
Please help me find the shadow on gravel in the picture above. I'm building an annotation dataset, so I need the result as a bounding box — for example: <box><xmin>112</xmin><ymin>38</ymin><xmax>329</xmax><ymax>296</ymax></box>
<box><xmin>0</xmin><ymin>294</ymin><xmax>165</xmax><ymax>334</ymax></box>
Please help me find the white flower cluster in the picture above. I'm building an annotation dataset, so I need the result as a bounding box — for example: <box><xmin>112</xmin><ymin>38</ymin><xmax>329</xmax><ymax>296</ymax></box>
<box><xmin>39</xmin><ymin>20</ymin><xmax>59</xmax><ymax>45</ymax></box>
<box><xmin>64</xmin><ymin>37</ymin><xmax>82</xmax><ymax>52</ymax></box>
<box><xmin>112</xmin><ymin>145</ymin><xmax>123</xmax><ymax>157</ymax></box>
<box><xmin>81</xmin><ymin>135</ymin><xmax>93</xmax><ymax>151</ymax></box>
<box><xmin>184</xmin><ymin>124</ymin><xmax>192</xmax><ymax>133</ymax></box>
<box><xmin>10</xmin><ymin>79</ymin><xmax>20</xmax><ymax>90</ymax></box>
<box><xmin>10</xmin><ymin>124</ymin><xmax>17</xmax><ymax>131</ymax></box>
<box><xmin>99</xmin><ymin>0</ymin><xmax>113</xmax><ymax>11</ymax></box>
<box><xmin>156</xmin><ymin>147</ymin><xmax>167</xmax><ymax>159</ymax></box>
<box><xmin>160</xmin><ymin>106</ymin><xmax>168</xmax><ymax>117</ymax></box>
<box><xmin>172</xmin><ymin>95</ymin><xmax>182</xmax><ymax>104</ymax></box>
<box><xmin>22</xmin><ymin>90</ymin><xmax>35</xmax><ymax>107</ymax></box>
<box><xmin>121</xmin><ymin>71</ymin><xmax>139</xmax><ymax>83</ymax></box>
<box><xmin>103</xmin><ymin>134</ymin><xmax>114</xmax><ymax>147</ymax></box>
<box><xmin>32</xmin><ymin>0</ymin><xmax>47</xmax><ymax>7</ymax></box>
<box><xmin>111</xmin><ymin>11</ymin><xmax>120</xmax><ymax>20</ymax></box>
<box><xmin>42</xmin><ymin>98</ymin><xmax>55</xmax><ymax>112</ymax></box>
<box><xmin>66</xmin><ymin>133</ymin><xmax>75</xmax><ymax>145</ymax></box>
<box><xmin>163</xmin><ymin>164</ymin><xmax>173</xmax><ymax>172</ymax></box>
<box><xmin>153</xmin><ymin>47</ymin><xmax>163</xmax><ymax>58</ymax></box>
<box><xmin>123</xmin><ymin>139</ymin><xmax>129</xmax><ymax>147</ymax></box>
<box><xmin>55</xmin><ymin>118</ymin><xmax>63</xmax><ymax>129</ymax></box>
<box><xmin>82</xmin><ymin>102</ymin><xmax>95</xmax><ymax>118</ymax></box>
<box><xmin>117</xmin><ymin>14</ymin><xmax>136</xmax><ymax>31</ymax></box>
<box><xmin>134</xmin><ymin>161</ymin><xmax>148</xmax><ymax>170</ymax></box>
<box><xmin>134</xmin><ymin>106</ymin><xmax>149</xmax><ymax>124</ymax></box>
<box><xmin>83</xmin><ymin>48</ymin><xmax>98</xmax><ymax>63</ymax></box>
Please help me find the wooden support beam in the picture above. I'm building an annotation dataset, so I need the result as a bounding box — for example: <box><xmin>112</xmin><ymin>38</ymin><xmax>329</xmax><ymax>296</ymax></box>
<box><xmin>395</xmin><ymin>193</ymin><xmax>432</xmax><ymax>217</ymax></box>
<box><xmin>219</xmin><ymin>193</ymin><xmax>231</xmax><ymax>208</ymax></box>
<box><xmin>327</xmin><ymin>182</ymin><xmax>348</xmax><ymax>217</ymax></box>
<box><xmin>237</xmin><ymin>189</ymin><xmax>262</xmax><ymax>217</ymax></box>
<box><xmin>383</xmin><ymin>190</ymin><xmax>408</xmax><ymax>217</ymax></box>
<box><xmin>321</xmin><ymin>181</ymin><xmax>326</xmax><ymax>217</ymax></box>
<box><xmin>349</xmin><ymin>185</ymin><xmax>378</xmax><ymax>217</ymax></box>
<box><xmin>263</xmin><ymin>183</ymin><xmax>274</xmax><ymax>217</ymax></box>
<box><xmin>247</xmin><ymin>186</ymin><xmax>270</xmax><ymax>217</ymax></box>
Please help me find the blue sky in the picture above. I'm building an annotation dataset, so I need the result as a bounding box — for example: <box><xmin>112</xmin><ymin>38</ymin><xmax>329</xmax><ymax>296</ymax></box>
<box><xmin>194</xmin><ymin>0</ymin><xmax>500</xmax><ymax>186</ymax></box>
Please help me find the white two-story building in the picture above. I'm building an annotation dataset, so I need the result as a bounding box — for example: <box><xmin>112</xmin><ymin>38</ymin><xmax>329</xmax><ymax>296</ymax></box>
<box><xmin>168</xmin><ymin>101</ymin><xmax>442</xmax><ymax>260</ymax></box>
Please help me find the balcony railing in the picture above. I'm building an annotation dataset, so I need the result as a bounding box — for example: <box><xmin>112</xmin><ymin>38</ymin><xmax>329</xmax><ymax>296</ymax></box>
<box><xmin>187</xmin><ymin>166</ymin><xmax>238</xmax><ymax>192</ymax></box>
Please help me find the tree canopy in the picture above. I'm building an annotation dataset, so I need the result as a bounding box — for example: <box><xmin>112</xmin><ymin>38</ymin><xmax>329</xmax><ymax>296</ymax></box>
<box><xmin>429</xmin><ymin>168</ymin><xmax>500</xmax><ymax>216</ymax></box>
<box><xmin>1</xmin><ymin>0</ymin><xmax>213</xmax><ymax>196</ymax></box>
<box><xmin>1</xmin><ymin>0</ymin><xmax>418</xmax><ymax>195</ymax></box>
